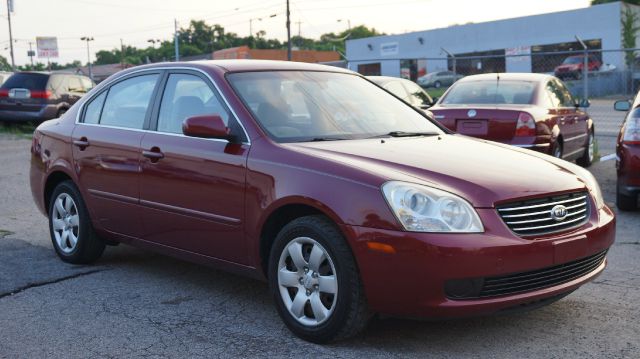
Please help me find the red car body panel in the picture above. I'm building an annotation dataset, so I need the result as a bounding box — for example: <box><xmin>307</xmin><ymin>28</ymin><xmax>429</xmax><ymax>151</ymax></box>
<box><xmin>616</xmin><ymin>105</ymin><xmax>640</xmax><ymax>197</ymax></box>
<box><xmin>430</xmin><ymin>73</ymin><xmax>592</xmax><ymax>160</ymax></box>
<box><xmin>29</xmin><ymin>61</ymin><xmax>615</xmax><ymax>318</ymax></box>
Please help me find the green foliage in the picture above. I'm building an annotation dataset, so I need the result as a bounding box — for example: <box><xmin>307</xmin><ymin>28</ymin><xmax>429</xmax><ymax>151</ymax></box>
<box><xmin>93</xmin><ymin>21</ymin><xmax>382</xmax><ymax>65</ymax></box>
<box><xmin>621</xmin><ymin>4</ymin><xmax>640</xmax><ymax>67</ymax></box>
<box><xmin>18</xmin><ymin>60</ymin><xmax>82</xmax><ymax>71</ymax></box>
<box><xmin>0</xmin><ymin>55</ymin><xmax>11</xmax><ymax>71</ymax></box>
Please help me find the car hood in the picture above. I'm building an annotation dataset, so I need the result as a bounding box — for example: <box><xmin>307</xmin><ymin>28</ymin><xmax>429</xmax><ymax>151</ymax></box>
<box><xmin>286</xmin><ymin>135</ymin><xmax>587</xmax><ymax>208</ymax></box>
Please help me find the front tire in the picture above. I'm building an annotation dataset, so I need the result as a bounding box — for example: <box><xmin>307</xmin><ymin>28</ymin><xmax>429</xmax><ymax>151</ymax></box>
<box><xmin>48</xmin><ymin>180</ymin><xmax>105</xmax><ymax>264</ymax></box>
<box><xmin>434</xmin><ymin>80</ymin><xmax>442</xmax><ymax>88</ymax></box>
<box><xmin>617</xmin><ymin>184</ymin><xmax>638</xmax><ymax>211</ymax></box>
<box><xmin>268</xmin><ymin>215</ymin><xmax>369</xmax><ymax>343</ymax></box>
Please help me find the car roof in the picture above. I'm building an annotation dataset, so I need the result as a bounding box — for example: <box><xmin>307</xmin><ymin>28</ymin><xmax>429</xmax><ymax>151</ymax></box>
<box><xmin>123</xmin><ymin>59</ymin><xmax>355</xmax><ymax>75</ymax></box>
<box><xmin>457</xmin><ymin>72</ymin><xmax>551</xmax><ymax>83</ymax></box>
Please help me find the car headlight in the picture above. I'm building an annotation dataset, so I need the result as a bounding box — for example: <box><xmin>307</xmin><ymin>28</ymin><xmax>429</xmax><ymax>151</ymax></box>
<box><xmin>572</xmin><ymin>166</ymin><xmax>605</xmax><ymax>209</ymax></box>
<box><xmin>382</xmin><ymin>181</ymin><xmax>484</xmax><ymax>233</ymax></box>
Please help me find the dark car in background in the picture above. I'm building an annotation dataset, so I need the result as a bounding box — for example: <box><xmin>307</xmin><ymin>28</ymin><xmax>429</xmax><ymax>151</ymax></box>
<box><xmin>0</xmin><ymin>72</ymin><xmax>94</xmax><ymax>123</ymax></box>
<box><xmin>554</xmin><ymin>55</ymin><xmax>601</xmax><ymax>80</ymax></box>
<box><xmin>30</xmin><ymin>61</ymin><xmax>614</xmax><ymax>343</ymax></box>
<box><xmin>417</xmin><ymin>71</ymin><xmax>463</xmax><ymax>88</ymax></box>
<box><xmin>614</xmin><ymin>99</ymin><xmax>640</xmax><ymax>211</ymax></box>
<box><xmin>430</xmin><ymin>73</ymin><xmax>594</xmax><ymax>167</ymax></box>
<box><xmin>368</xmin><ymin>76</ymin><xmax>434</xmax><ymax>109</ymax></box>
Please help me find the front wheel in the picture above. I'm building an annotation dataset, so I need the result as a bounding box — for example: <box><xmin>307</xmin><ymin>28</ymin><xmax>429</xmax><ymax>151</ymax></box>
<box><xmin>49</xmin><ymin>180</ymin><xmax>105</xmax><ymax>264</ymax></box>
<box><xmin>434</xmin><ymin>80</ymin><xmax>442</xmax><ymax>88</ymax></box>
<box><xmin>268</xmin><ymin>215</ymin><xmax>369</xmax><ymax>343</ymax></box>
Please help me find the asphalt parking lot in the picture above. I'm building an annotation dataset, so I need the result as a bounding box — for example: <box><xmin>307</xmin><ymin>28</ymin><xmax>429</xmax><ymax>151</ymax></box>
<box><xmin>0</xmin><ymin>99</ymin><xmax>638</xmax><ymax>358</ymax></box>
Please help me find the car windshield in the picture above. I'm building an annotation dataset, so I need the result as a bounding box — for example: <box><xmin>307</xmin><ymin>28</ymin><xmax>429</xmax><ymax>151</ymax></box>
<box><xmin>227</xmin><ymin>71</ymin><xmax>442</xmax><ymax>142</ymax></box>
<box><xmin>1</xmin><ymin>73</ymin><xmax>48</xmax><ymax>90</ymax></box>
<box><xmin>441</xmin><ymin>80</ymin><xmax>536</xmax><ymax>105</ymax></box>
<box><xmin>562</xmin><ymin>57</ymin><xmax>583</xmax><ymax>65</ymax></box>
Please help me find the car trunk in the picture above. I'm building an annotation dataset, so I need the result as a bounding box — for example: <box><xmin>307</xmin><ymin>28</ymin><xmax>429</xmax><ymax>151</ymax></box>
<box><xmin>431</xmin><ymin>108</ymin><xmax>523</xmax><ymax>142</ymax></box>
<box><xmin>0</xmin><ymin>73</ymin><xmax>50</xmax><ymax>112</ymax></box>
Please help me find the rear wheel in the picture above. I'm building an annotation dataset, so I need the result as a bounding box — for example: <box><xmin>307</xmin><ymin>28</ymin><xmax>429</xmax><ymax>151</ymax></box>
<box><xmin>434</xmin><ymin>80</ymin><xmax>442</xmax><ymax>88</ymax></box>
<box><xmin>577</xmin><ymin>130</ymin><xmax>595</xmax><ymax>167</ymax></box>
<box><xmin>552</xmin><ymin>141</ymin><xmax>563</xmax><ymax>159</ymax></box>
<box><xmin>268</xmin><ymin>215</ymin><xmax>369</xmax><ymax>343</ymax></box>
<box><xmin>616</xmin><ymin>184</ymin><xmax>638</xmax><ymax>211</ymax></box>
<box><xmin>49</xmin><ymin>180</ymin><xmax>105</xmax><ymax>264</ymax></box>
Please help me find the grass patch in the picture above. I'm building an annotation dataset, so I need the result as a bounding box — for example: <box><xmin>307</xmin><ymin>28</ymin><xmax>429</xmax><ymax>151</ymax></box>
<box><xmin>423</xmin><ymin>87</ymin><xmax>448</xmax><ymax>101</ymax></box>
<box><xmin>0</xmin><ymin>122</ymin><xmax>36</xmax><ymax>138</ymax></box>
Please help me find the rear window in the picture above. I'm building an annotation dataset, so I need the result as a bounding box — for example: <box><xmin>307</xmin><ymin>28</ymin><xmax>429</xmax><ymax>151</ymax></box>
<box><xmin>1</xmin><ymin>73</ymin><xmax>49</xmax><ymax>90</ymax></box>
<box><xmin>441</xmin><ymin>80</ymin><xmax>536</xmax><ymax>105</ymax></box>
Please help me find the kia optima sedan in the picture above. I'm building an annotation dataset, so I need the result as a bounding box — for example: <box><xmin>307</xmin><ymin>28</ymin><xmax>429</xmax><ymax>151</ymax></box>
<box><xmin>30</xmin><ymin>60</ymin><xmax>615</xmax><ymax>343</ymax></box>
<box><xmin>430</xmin><ymin>73</ymin><xmax>595</xmax><ymax>167</ymax></box>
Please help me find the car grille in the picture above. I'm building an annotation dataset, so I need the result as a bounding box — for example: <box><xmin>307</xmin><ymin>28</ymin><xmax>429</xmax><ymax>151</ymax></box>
<box><xmin>497</xmin><ymin>192</ymin><xmax>589</xmax><ymax>237</ymax></box>
<box><xmin>445</xmin><ymin>250</ymin><xmax>607</xmax><ymax>300</ymax></box>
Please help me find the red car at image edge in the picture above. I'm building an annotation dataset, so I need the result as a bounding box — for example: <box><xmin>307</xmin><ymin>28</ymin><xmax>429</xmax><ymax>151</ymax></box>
<box><xmin>29</xmin><ymin>60</ymin><xmax>615</xmax><ymax>343</ymax></box>
<box><xmin>614</xmin><ymin>98</ymin><xmax>640</xmax><ymax>210</ymax></box>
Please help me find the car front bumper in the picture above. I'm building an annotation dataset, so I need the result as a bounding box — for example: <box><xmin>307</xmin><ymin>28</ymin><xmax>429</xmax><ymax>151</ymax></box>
<box><xmin>341</xmin><ymin>201</ymin><xmax>615</xmax><ymax>318</ymax></box>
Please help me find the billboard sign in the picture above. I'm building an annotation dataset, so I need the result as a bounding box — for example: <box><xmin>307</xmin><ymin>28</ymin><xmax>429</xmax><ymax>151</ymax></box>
<box><xmin>36</xmin><ymin>37</ymin><xmax>59</xmax><ymax>58</ymax></box>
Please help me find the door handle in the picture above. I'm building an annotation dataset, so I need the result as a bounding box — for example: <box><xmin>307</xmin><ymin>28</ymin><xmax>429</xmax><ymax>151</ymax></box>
<box><xmin>142</xmin><ymin>147</ymin><xmax>164</xmax><ymax>162</ymax></box>
<box><xmin>73</xmin><ymin>137</ymin><xmax>90</xmax><ymax>150</ymax></box>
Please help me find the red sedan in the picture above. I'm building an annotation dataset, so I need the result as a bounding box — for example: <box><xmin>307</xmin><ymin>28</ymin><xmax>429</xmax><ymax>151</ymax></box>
<box><xmin>430</xmin><ymin>73</ymin><xmax>594</xmax><ymax>167</ymax></box>
<box><xmin>614</xmin><ymin>99</ymin><xmax>640</xmax><ymax>210</ymax></box>
<box><xmin>30</xmin><ymin>61</ymin><xmax>614</xmax><ymax>343</ymax></box>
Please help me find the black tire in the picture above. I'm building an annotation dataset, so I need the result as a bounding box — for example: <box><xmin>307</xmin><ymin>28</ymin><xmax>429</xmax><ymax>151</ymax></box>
<box><xmin>616</xmin><ymin>184</ymin><xmax>638</xmax><ymax>211</ymax></box>
<box><xmin>48</xmin><ymin>180</ymin><xmax>105</xmax><ymax>264</ymax></box>
<box><xmin>434</xmin><ymin>80</ymin><xmax>442</xmax><ymax>88</ymax></box>
<box><xmin>577</xmin><ymin>130</ymin><xmax>594</xmax><ymax>167</ymax></box>
<box><xmin>268</xmin><ymin>215</ymin><xmax>370</xmax><ymax>343</ymax></box>
<box><xmin>552</xmin><ymin>140</ymin><xmax>563</xmax><ymax>159</ymax></box>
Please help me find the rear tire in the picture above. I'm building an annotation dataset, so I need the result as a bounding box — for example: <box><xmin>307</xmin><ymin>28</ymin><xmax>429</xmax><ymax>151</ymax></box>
<box><xmin>434</xmin><ymin>80</ymin><xmax>442</xmax><ymax>88</ymax></box>
<box><xmin>268</xmin><ymin>215</ymin><xmax>370</xmax><ymax>343</ymax></box>
<box><xmin>577</xmin><ymin>130</ymin><xmax>594</xmax><ymax>167</ymax></box>
<box><xmin>616</xmin><ymin>184</ymin><xmax>638</xmax><ymax>211</ymax></box>
<box><xmin>48</xmin><ymin>180</ymin><xmax>105</xmax><ymax>264</ymax></box>
<box><xmin>552</xmin><ymin>141</ymin><xmax>563</xmax><ymax>159</ymax></box>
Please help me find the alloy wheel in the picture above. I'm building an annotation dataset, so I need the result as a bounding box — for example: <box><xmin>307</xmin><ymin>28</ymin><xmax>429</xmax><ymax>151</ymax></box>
<box><xmin>277</xmin><ymin>236</ymin><xmax>338</xmax><ymax>326</ymax></box>
<box><xmin>51</xmin><ymin>193</ymin><xmax>80</xmax><ymax>254</ymax></box>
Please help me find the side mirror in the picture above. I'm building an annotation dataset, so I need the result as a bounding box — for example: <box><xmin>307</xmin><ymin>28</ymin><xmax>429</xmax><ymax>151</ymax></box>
<box><xmin>182</xmin><ymin>114</ymin><xmax>236</xmax><ymax>142</ymax></box>
<box><xmin>575</xmin><ymin>98</ymin><xmax>590</xmax><ymax>108</ymax></box>
<box><xmin>614</xmin><ymin>100</ymin><xmax>631</xmax><ymax>112</ymax></box>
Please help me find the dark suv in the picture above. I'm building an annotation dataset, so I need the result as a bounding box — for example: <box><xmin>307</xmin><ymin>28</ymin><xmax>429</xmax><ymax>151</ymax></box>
<box><xmin>0</xmin><ymin>72</ymin><xmax>94</xmax><ymax>122</ymax></box>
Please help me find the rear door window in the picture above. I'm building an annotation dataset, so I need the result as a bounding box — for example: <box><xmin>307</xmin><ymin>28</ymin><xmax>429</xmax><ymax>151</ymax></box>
<box><xmin>99</xmin><ymin>74</ymin><xmax>159</xmax><ymax>129</ymax></box>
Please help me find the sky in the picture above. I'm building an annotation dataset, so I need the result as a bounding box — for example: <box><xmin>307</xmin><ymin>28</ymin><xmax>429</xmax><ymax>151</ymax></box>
<box><xmin>0</xmin><ymin>0</ymin><xmax>591</xmax><ymax>66</ymax></box>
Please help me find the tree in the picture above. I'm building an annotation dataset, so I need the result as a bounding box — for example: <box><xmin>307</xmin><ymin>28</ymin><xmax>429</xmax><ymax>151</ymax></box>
<box><xmin>0</xmin><ymin>55</ymin><xmax>11</xmax><ymax>71</ymax></box>
<box><xmin>621</xmin><ymin>3</ymin><xmax>640</xmax><ymax>67</ymax></box>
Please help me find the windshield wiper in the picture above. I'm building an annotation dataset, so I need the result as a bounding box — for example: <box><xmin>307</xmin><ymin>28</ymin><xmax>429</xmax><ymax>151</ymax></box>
<box><xmin>368</xmin><ymin>131</ymin><xmax>440</xmax><ymax>139</ymax></box>
<box><xmin>305</xmin><ymin>137</ymin><xmax>349</xmax><ymax>142</ymax></box>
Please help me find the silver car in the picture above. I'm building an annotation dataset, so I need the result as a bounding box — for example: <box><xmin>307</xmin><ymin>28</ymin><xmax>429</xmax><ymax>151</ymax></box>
<box><xmin>417</xmin><ymin>71</ymin><xmax>463</xmax><ymax>88</ymax></box>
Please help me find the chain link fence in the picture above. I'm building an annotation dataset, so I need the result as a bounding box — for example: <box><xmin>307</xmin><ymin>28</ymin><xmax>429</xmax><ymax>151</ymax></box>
<box><xmin>350</xmin><ymin>48</ymin><xmax>640</xmax><ymax>100</ymax></box>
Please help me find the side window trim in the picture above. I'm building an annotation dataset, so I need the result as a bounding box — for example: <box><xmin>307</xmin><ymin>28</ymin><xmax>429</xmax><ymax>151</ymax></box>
<box><xmin>149</xmin><ymin>69</ymin><xmax>246</xmax><ymax>142</ymax></box>
<box><xmin>79</xmin><ymin>70</ymin><xmax>165</xmax><ymax>129</ymax></box>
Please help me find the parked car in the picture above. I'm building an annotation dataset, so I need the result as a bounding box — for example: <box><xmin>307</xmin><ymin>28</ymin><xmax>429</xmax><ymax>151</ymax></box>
<box><xmin>30</xmin><ymin>60</ymin><xmax>614</xmax><ymax>343</ymax></box>
<box><xmin>613</xmin><ymin>99</ymin><xmax>640</xmax><ymax>210</ymax></box>
<box><xmin>368</xmin><ymin>76</ymin><xmax>434</xmax><ymax>109</ymax></box>
<box><xmin>417</xmin><ymin>71</ymin><xmax>463</xmax><ymax>88</ymax></box>
<box><xmin>430</xmin><ymin>73</ymin><xmax>594</xmax><ymax>167</ymax></box>
<box><xmin>0</xmin><ymin>71</ymin><xmax>14</xmax><ymax>86</ymax></box>
<box><xmin>554</xmin><ymin>55</ymin><xmax>601</xmax><ymax>80</ymax></box>
<box><xmin>0</xmin><ymin>71</ymin><xmax>94</xmax><ymax>123</ymax></box>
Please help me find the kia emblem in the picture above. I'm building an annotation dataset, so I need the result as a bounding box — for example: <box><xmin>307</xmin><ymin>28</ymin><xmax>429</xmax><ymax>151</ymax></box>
<box><xmin>467</xmin><ymin>109</ymin><xmax>477</xmax><ymax>118</ymax></box>
<box><xmin>550</xmin><ymin>205</ymin><xmax>568</xmax><ymax>221</ymax></box>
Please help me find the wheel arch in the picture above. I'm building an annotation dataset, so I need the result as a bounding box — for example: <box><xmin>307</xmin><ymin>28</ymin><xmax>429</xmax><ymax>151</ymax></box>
<box><xmin>257</xmin><ymin>198</ymin><xmax>345</xmax><ymax>277</ymax></box>
<box><xmin>43</xmin><ymin>169</ymin><xmax>75</xmax><ymax>213</ymax></box>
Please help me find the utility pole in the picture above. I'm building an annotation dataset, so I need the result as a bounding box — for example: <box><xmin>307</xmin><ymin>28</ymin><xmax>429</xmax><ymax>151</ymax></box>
<box><xmin>120</xmin><ymin>38</ymin><xmax>125</xmax><ymax>68</ymax></box>
<box><xmin>286</xmin><ymin>0</ymin><xmax>291</xmax><ymax>60</ymax></box>
<box><xmin>28</xmin><ymin>42</ymin><xmax>35</xmax><ymax>67</ymax></box>
<box><xmin>6</xmin><ymin>0</ymin><xmax>15</xmax><ymax>70</ymax></box>
<box><xmin>81</xmin><ymin>37</ymin><xmax>94</xmax><ymax>82</ymax></box>
<box><xmin>174</xmin><ymin>19</ymin><xmax>180</xmax><ymax>62</ymax></box>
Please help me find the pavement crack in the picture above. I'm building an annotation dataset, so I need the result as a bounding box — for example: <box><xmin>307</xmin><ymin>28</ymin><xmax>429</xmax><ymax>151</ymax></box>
<box><xmin>0</xmin><ymin>268</ymin><xmax>106</xmax><ymax>299</ymax></box>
